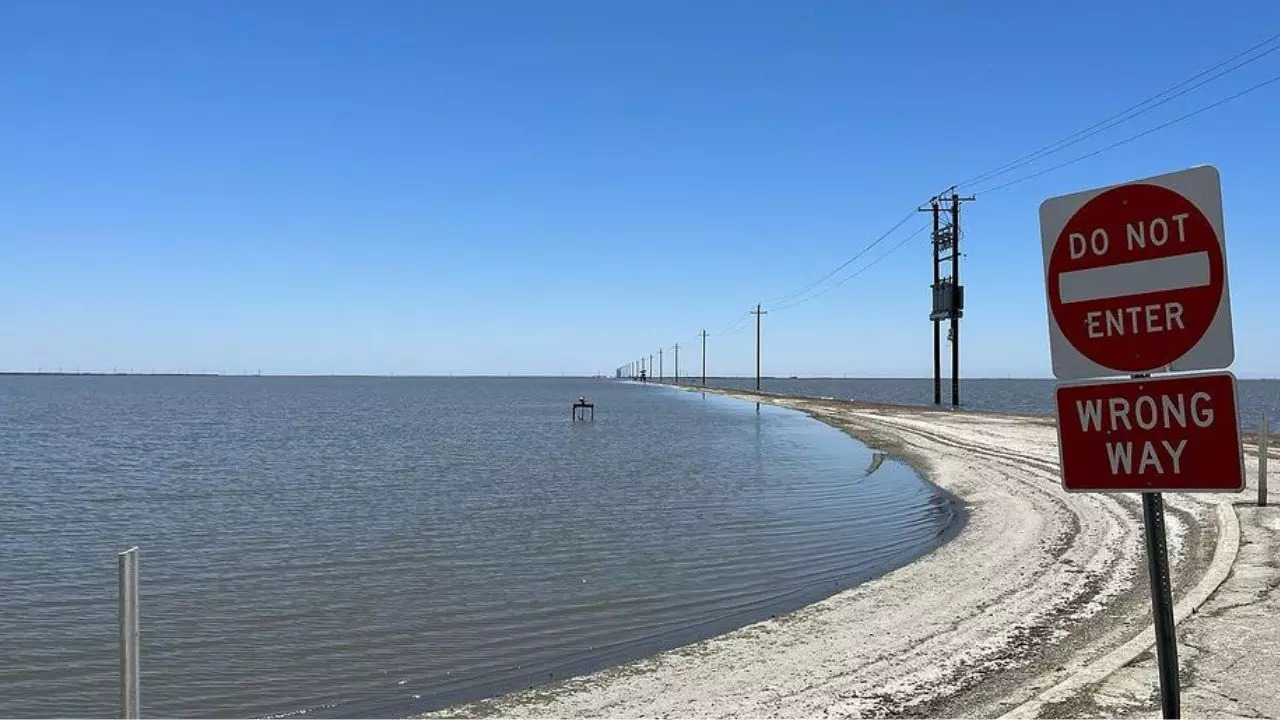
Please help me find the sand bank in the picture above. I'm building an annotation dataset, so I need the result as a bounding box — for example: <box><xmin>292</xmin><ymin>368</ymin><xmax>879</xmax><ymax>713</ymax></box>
<box><xmin>426</xmin><ymin>388</ymin><xmax>1273</xmax><ymax>718</ymax></box>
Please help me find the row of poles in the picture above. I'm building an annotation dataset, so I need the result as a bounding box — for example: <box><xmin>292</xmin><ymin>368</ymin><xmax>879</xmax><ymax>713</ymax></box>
<box><xmin>614</xmin><ymin>305</ymin><xmax>768</xmax><ymax>393</ymax></box>
<box><xmin>617</xmin><ymin>190</ymin><xmax>972</xmax><ymax>406</ymax></box>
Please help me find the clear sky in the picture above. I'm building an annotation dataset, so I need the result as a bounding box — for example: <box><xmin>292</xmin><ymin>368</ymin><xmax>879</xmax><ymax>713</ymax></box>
<box><xmin>3</xmin><ymin>1</ymin><xmax>1278</xmax><ymax>377</ymax></box>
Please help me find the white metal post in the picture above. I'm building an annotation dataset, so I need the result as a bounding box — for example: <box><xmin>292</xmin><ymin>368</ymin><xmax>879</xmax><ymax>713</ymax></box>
<box><xmin>1261</xmin><ymin>412</ymin><xmax>1269</xmax><ymax>507</ymax></box>
<box><xmin>119</xmin><ymin>547</ymin><xmax>139</xmax><ymax>719</ymax></box>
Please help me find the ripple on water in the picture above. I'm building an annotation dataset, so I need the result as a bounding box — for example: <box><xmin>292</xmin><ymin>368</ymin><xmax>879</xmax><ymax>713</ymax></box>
<box><xmin>0</xmin><ymin>377</ymin><xmax>959</xmax><ymax>718</ymax></box>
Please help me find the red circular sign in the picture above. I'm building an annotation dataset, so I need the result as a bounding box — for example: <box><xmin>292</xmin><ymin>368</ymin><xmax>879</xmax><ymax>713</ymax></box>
<box><xmin>1047</xmin><ymin>183</ymin><xmax>1223</xmax><ymax>372</ymax></box>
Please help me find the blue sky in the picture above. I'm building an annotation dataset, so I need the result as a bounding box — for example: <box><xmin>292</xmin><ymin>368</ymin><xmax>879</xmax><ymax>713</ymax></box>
<box><xmin>2</xmin><ymin>1</ymin><xmax>1278</xmax><ymax>377</ymax></box>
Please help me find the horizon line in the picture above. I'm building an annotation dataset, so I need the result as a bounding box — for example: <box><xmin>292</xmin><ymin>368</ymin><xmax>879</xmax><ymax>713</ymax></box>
<box><xmin>2</xmin><ymin>371</ymin><xmax>1277</xmax><ymax>381</ymax></box>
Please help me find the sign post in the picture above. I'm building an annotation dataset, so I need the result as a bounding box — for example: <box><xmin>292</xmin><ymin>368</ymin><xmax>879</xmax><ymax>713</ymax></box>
<box><xmin>1040</xmin><ymin>166</ymin><xmax>1241</xmax><ymax>720</ymax></box>
<box><xmin>1142</xmin><ymin>489</ymin><xmax>1180</xmax><ymax>718</ymax></box>
<box><xmin>118</xmin><ymin>547</ymin><xmax>140</xmax><ymax>720</ymax></box>
<box><xmin>1261</xmin><ymin>411</ymin><xmax>1269</xmax><ymax>507</ymax></box>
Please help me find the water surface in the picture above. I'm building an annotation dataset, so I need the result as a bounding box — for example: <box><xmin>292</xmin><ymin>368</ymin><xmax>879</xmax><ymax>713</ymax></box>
<box><xmin>0</xmin><ymin>376</ymin><xmax>956</xmax><ymax>717</ymax></box>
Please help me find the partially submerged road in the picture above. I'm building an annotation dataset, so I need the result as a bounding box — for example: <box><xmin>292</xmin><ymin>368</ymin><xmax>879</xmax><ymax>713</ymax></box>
<box><xmin>425</xmin><ymin>389</ymin><xmax>1274</xmax><ymax>718</ymax></box>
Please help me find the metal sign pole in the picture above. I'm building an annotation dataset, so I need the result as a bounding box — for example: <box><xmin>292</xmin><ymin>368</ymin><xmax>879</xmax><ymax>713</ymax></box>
<box><xmin>1260</xmin><ymin>411</ymin><xmax>1269</xmax><ymax>507</ymax></box>
<box><xmin>1141</xmin><ymin>493</ymin><xmax>1180</xmax><ymax>718</ymax></box>
<box><xmin>118</xmin><ymin>547</ymin><xmax>140</xmax><ymax>719</ymax></box>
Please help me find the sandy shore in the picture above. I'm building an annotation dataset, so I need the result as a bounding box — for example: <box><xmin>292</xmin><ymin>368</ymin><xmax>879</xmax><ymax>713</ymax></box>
<box><xmin>424</xmin><ymin>388</ymin><xmax>1277</xmax><ymax>718</ymax></box>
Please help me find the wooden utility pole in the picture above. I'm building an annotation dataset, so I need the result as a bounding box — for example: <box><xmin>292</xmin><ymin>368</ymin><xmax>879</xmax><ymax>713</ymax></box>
<box><xmin>921</xmin><ymin>190</ymin><xmax>973</xmax><ymax>407</ymax></box>
<box><xmin>949</xmin><ymin>191</ymin><xmax>973</xmax><ymax>408</ymax></box>
<box><xmin>751</xmin><ymin>304</ymin><xmax>767</xmax><ymax>391</ymax></box>
<box><xmin>922</xmin><ymin>198</ymin><xmax>942</xmax><ymax>405</ymax></box>
<box><xmin>659</xmin><ymin>348</ymin><xmax>664</xmax><ymax>382</ymax></box>
<box><xmin>699</xmin><ymin>329</ymin><xmax>708</xmax><ymax>386</ymax></box>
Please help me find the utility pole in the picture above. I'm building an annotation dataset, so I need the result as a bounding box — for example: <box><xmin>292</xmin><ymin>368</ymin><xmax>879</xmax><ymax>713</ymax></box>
<box><xmin>921</xmin><ymin>190</ymin><xmax>974</xmax><ymax>408</ymax></box>
<box><xmin>922</xmin><ymin>198</ymin><xmax>942</xmax><ymax>405</ymax></box>
<box><xmin>650</xmin><ymin>354</ymin><xmax>654</xmax><ymax>381</ymax></box>
<box><xmin>674</xmin><ymin>343</ymin><xmax>680</xmax><ymax>384</ymax></box>
<box><xmin>699</xmin><ymin>329</ymin><xmax>708</xmax><ymax>386</ymax></box>
<box><xmin>751</xmin><ymin>304</ymin><xmax>767</xmax><ymax>391</ymax></box>
<box><xmin>659</xmin><ymin>348</ymin><xmax>664</xmax><ymax>382</ymax></box>
<box><xmin>949</xmin><ymin>191</ymin><xmax>973</xmax><ymax>408</ymax></box>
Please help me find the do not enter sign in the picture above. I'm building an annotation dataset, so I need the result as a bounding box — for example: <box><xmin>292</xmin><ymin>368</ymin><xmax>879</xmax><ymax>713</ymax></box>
<box><xmin>1049</xmin><ymin>185</ymin><xmax>1221</xmax><ymax>371</ymax></box>
<box><xmin>1042</xmin><ymin>165</ymin><xmax>1243</xmax><ymax>495</ymax></box>
<box><xmin>1042</xmin><ymin>167</ymin><xmax>1240</xmax><ymax>719</ymax></box>
<box><xmin>1040</xmin><ymin>166</ymin><xmax>1233</xmax><ymax>379</ymax></box>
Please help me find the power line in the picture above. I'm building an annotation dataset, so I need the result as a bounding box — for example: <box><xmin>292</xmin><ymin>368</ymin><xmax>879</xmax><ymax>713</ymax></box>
<box><xmin>977</xmin><ymin>71</ymin><xmax>1280</xmax><ymax>195</ymax></box>
<box><xmin>757</xmin><ymin>180</ymin><xmax>955</xmax><ymax>314</ymax></box>
<box><xmin>956</xmin><ymin>30</ymin><xmax>1280</xmax><ymax>191</ymax></box>
<box><xmin>758</xmin><ymin>30</ymin><xmax>1280</xmax><ymax>320</ymax></box>
<box><xmin>768</xmin><ymin>221</ymin><xmax>931</xmax><ymax>311</ymax></box>
<box><xmin>715</xmin><ymin>309</ymin><xmax>755</xmax><ymax>336</ymax></box>
<box><xmin>761</xmin><ymin>209</ymin><xmax>918</xmax><ymax>308</ymax></box>
<box><xmin>631</xmin><ymin>31</ymin><xmax>1280</xmax><ymax>376</ymax></box>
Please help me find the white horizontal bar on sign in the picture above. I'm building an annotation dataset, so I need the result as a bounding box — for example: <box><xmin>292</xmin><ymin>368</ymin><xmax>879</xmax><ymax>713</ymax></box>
<box><xmin>1058</xmin><ymin>251</ymin><xmax>1211</xmax><ymax>303</ymax></box>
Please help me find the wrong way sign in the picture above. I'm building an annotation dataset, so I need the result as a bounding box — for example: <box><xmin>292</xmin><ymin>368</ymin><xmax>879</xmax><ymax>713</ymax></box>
<box><xmin>1055</xmin><ymin>372</ymin><xmax>1244</xmax><ymax>492</ymax></box>
<box><xmin>1040</xmin><ymin>165</ymin><xmax>1233</xmax><ymax>379</ymax></box>
<box><xmin>1041</xmin><ymin>166</ymin><xmax>1240</xmax><ymax>717</ymax></box>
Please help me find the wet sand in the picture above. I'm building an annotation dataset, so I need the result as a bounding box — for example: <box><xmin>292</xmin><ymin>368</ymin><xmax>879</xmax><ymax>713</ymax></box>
<box><xmin>424</xmin><ymin>387</ymin><xmax>1274</xmax><ymax>718</ymax></box>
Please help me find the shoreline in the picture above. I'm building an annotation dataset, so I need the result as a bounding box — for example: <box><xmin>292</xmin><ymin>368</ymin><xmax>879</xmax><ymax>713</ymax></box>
<box><xmin>422</xmin><ymin>383</ymin><xmax>1251</xmax><ymax>718</ymax></box>
<box><xmin>384</xmin><ymin>387</ymin><xmax>968</xmax><ymax>719</ymax></box>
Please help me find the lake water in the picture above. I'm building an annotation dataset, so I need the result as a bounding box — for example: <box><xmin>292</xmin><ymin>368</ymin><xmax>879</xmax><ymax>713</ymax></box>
<box><xmin>0</xmin><ymin>376</ymin><xmax>958</xmax><ymax>718</ymax></box>
<box><xmin>696</xmin><ymin>377</ymin><xmax>1280</xmax><ymax>428</ymax></box>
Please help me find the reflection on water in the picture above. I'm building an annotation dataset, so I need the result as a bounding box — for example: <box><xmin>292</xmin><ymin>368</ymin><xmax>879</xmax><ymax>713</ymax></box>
<box><xmin>867</xmin><ymin>452</ymin><xmax>888</xmax><ymax>476</ymax></box>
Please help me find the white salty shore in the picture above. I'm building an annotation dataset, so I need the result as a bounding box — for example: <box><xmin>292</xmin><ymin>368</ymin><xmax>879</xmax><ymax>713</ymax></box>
<box><xmin>426</xmin><ymin>388</ymin><xmax>1276</xmax><ymax>718</ymax></box>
